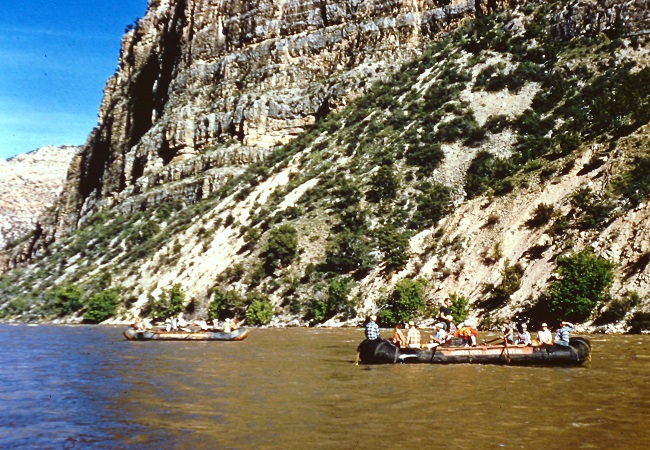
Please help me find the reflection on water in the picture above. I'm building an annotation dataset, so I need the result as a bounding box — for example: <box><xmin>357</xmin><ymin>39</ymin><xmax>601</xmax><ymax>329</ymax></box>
<box><xmin>1</xmin><ymin>325</ymin><xmax>649</xmax><ymax>448</ymax></box>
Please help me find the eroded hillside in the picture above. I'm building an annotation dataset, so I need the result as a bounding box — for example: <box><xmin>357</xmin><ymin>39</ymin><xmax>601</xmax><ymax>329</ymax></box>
<box><xmin>1</xmin><ymin>0</ymin><xmax>649</xmax><ymax>332</ymax></box>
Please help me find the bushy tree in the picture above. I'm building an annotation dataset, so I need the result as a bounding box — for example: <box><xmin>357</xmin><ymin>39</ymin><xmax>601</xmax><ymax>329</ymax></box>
<box><xmin>547</xmin><ymin>248</ymin><xmax>615</xmax><ymax>322</ymax></box>
<box><xmin>324</xmin><ymin>229</ymin><xmax>374</xmax><ymax>274</ymax></box>
<box><xmin>366</xmin><ymin>166</ymin><xmax>400</xmax><ymax>204</ymax></box>
<box><xmin>161</xmin><ymin>283</ymin><xmax>186</xmax><ymax>317</ymax></box>
<box><xmin>209</xmin><ymin>288</ymin><xmax>246</xmax><ymax>321</ymax></box>
<box><xmin>449</xmin><ymin>292</ymin><xmax>470</xmax><ymax>324</ymax></box>
<box><xmin>142</xmin><ymin>283</ymin><xmax>186</xmax><ymax>320</ymax></box>
<box><xmin>84</xmin><ymin>289</ymin><xmax>119</xmax><ymax>323</ymax></box>
<box><xmin>410</xmin><ymin>183</ymin><xmax>453</xmax><ymax>229</ymax></box>
<box><xmin>479</xmin><ymin>259</ymin><xmax>524</xmax><ymax>309</ymax></box>
<box><xmin>376</xmin><ymin>225</ymin><xmax>411</xmax><ymax>272</ymax></box>
<box><xmin>262</xmin><ymin>224</ymin><xmax>298</xmax><ymax>271</ymax></box>
<box><xmin>378</xmin><ymin>278</ymin><xmax>427</xmax><ymax>326</ymax></box>
<box><xmin>245</xmin><ymin>291</ymin><xmax>274</xmax><ymax>326</ymax></box>
<box><xmin>307</xmin><ymin>276</ymin><xmax>355</xmax><ymax>324</ymax></box>
<box><xmin>51</xmin><ymin>285</ymin><xmax>84</xmax><ymax>317</ymax></box>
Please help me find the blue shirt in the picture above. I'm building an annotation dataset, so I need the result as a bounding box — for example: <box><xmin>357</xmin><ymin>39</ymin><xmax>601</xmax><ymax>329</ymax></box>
<box><xmin>365</xmin><ymin>321</ymin><xmax>380</xmax><ymax>340</ymax></box>
<box><xmin>555</xmin><ymin>324</ymin><xmax>574</xmax><ymax>346</ymax></box>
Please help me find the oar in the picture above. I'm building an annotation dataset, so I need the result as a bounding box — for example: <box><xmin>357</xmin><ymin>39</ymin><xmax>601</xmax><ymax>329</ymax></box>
<box><xmin>503</xmin><ymin>339</ymin><xmax>511</xmax><ymax>363</ymax></box>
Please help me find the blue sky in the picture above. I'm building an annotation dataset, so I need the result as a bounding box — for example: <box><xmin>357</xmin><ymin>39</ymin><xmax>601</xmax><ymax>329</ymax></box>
<box><xmin>1</xmin><ymin>1</ymin><xmax>148</xmax><ymax>160</ymax></box>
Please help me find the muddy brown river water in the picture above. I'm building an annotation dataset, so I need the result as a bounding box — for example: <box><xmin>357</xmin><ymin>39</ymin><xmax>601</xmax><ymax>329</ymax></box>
<box><xmin>1</xmin><ymin>324</ymin><xmax>649</xmax><ymax>448</ymax></box>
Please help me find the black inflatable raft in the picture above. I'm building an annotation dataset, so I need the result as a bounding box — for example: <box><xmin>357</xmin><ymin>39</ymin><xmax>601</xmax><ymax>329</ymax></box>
<box><xmin>357</xmin><ymin>337</ymin><xmax>591</xmax><ymax>366</ymax></box>
<box><xmin>124</xmin><ymin>327</ymin><xmax>249</xmax><ymax>341</ymax></box>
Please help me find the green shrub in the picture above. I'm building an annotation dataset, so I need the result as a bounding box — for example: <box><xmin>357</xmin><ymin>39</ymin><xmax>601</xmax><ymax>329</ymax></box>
<box><xmin>209</xmin><ymin>288</ymin><xmax>246</xmax><ymax>320</ymax></box>
<box><xmin>262</xmin><ymin>224</ymin><xmax>298</xmax><ymax>271</ymax></box>
<box><xmin>479</xmin><ymin>259</ymin><xmax>524</xmax><ymax>309</ymax></box>
<box><xmin>525</xmin><ymin>203</ymin><xmax>554</xmax><ymax>228</ymax></box>
<box><xmin>366</xmin><ymin>166</ymin><xmax>400</xmax><ymax>204</ymax></box>
<box><xmin>324</xmin><ymin>229</ymin><xmax>374</xmax><ymax>274</ymax></box>
<box><xmin>245</xmin><ymin>291</ymin><xmax>274</xmax><ymax>325</ymax></box>
<box><xmin>378</xmin><ymin>278</ymin><xmax>427</xmax><ymax>326</ymax></box>
<box><xmin>410</xmin><ymin>183</ymin><xmax>453</xmax><ymax>230</ymax></box>
<box><xmin>132</xmin><ymin>220</ymin><xmax>161</xmax><ymax>245</ymax></box>
<box><xmin>474</xmin><ymin>62</ymin><xmax>508</xmax><ymax>91</ymax></box>
<box><xmin>3</xmin><ymin>297</ymin><xmax>29</xmax><ymax>316</ymax></box>
<box><xmin>307</xmin><ymin>276</ymin><xmax>355</xmax><ymax>323</ymax></box>
<box><xmin>628</xmin><ymin>312</ymin><xmax>650</xmax><ymax>334</ymax></box>
<box><xmin>435</xmin><ymin>115</ymin><xmax>483</xmax><ymax>144</ymax></box>
<box><xmin>547</xmin><ymin>248</ymin><xmax>615</xmax><ymax>322</ymax></box>
<box><xmin>569</xmin><ymin>188</ymin><xmax>616</xmax><ymax>230</ymax></box>
<box><xmin>84</xmin><ymin>289</ymin><xmax>120</xmax><ymax>323</ymax></box>
<box><xmin>243</xmin><ymin>227</ymin><xmax>262</xmax><ymax>249</ymax></box>
<box><xmin>449</xmin><ymin>292</ymin><xmax>469</xmax><ymax>324</ymax></box>
<box><xmin>465</xmin><ymin>151</ymin><xmax>516</xmax><ymax>199</ymax></box>
<box><xmin>376</xmin><ymin>225</ymin><xmax>412</xmax><ymax>272</ymax></box>
<box><xmin>484</xmin><ymin>114</ymin><xmax>511</xmax><ymax>133</ymax></box>
<box><xmin>142</xmin><ymin>283</ymin><xmax>186</xmax><ymax>320</ymax></box>
<box><xmin>405</xmin><ymin>142</ymin><xmax>445</xmax><ymax>173</ymax></box>
<box><xmin>615</xmin><ymin>155</ymin><xmax>650</xmax><ymax>207</ymax></box>
<box><xmin>51</xmin><ymin>285</ymin><xmax>84</xmax><ymax>317</ymax></box>
<box><xmin>331</xmin><ymin>177</ymin><xmax>362</xmax><ymax>210</ymax></box>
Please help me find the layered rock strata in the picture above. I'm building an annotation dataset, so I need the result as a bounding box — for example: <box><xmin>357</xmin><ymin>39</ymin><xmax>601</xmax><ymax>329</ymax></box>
<box><xmin>38</xmin><ymin>0</ymin><xmax>478</xmax><ymax>253</ymax></box>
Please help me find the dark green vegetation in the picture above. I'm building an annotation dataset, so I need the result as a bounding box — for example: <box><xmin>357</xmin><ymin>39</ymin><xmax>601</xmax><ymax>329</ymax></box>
<box><xmin>378</xmin><ymin>278</ymin><xmax>428</xmax><ymax>327</ymax></box>
<box><xmin>546</xmin><ymin>248</ymin><xmax>615</xmax><ymax>323</ymax></box>
<box><xmin>1</xmin><ymin>0</ymin><xmax>649</xmax><ymax>331</ymax></box>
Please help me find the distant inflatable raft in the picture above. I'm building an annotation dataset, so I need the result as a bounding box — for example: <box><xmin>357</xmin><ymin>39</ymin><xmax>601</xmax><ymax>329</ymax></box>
<box><xmin>124</xmin><ymin>327</ymin><xmax>249</xmax><ymax>341</ymax></box>
<box><xmin>357</xmin><ymin>337</ymin><xmax>591</xmax><ymax>366</ymax></box>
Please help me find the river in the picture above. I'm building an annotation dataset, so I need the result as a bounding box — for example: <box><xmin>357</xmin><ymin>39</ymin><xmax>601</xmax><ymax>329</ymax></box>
<box><xmin>0</xmin><ymin>324</ymin><xmax>649</xmax><ymax>449</ymax></box>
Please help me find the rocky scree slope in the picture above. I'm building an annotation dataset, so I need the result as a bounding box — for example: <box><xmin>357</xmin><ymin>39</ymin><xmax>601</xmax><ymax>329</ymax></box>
<box><xmin>1</xmin><ymin>0</ymin><xmax>650</xmax><ymax>333</ymax></box>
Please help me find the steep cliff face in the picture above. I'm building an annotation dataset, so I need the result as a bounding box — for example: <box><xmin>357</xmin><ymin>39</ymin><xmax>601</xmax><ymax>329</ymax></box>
<box><xmin>51</xmin><ymin>0</ymin><xmax>476</xmax><ymax>234</ymax></box>
<box><xmin>0</xmin><ymin>146</ymin><xmax>78</xmax><ymax>250</ymax></box>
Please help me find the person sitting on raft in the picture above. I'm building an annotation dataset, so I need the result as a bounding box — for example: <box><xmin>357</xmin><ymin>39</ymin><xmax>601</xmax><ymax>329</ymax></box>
<box><xmin>458</xmin><ymin>321</ymin><xmax>478</xmax><ymax>347</ymax></box>
<box><xmin>194</xmin><ymin>317</ymin><xmax>209</xmax><ymax>331</ymax></box>
<box><xmin>365</xmin><ymin>315</ymin><xmax>380</xmax><ymax>340</ymax></box>
<box><xmin>554</xmin><ymin>321</ymin><xmax>575</xmax><ymax>346</ymax></box>
<box><xmin>537</xmin><ymin>323</ymin><xmax>553</xmax><ymax>346</ymax></box>
<box><xmin>406</xmin><ymin>321</ymin><xmax>421</xmax><ymax>348</ymax></box>
<box><xmin>165</xmin><ymin>316</ymin><xmax>177</xmax><ymax>331</ymax></box>
<box><xmin>427</xmin><ymin>323</ymin><xmax>447</xmax><ymax>348</ymax></box>
<box><xmin>392</xmin><ymin>324</ymin><xmax>407</xmax><ymax>348</ymax></box>
<box><xmin>132</xmin><ymin>317</ymin><xmax>144</xmax><ymax>331</ymax></box>
<box><xmin>177</xmin><ymin>313</ymin><xmax>191</xmax><ymax>332</ymax></box>
<box><xmin>518</xmin><ymin>323</ymin><xmax>532</xmax><ymax>346</ymax></box>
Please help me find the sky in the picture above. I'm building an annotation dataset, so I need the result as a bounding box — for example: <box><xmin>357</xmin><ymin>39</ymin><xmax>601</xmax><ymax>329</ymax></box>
<box><xmin>0</xmin><ymin>1</ymin><xmax>149</xmax><ymax>160</ymax></box>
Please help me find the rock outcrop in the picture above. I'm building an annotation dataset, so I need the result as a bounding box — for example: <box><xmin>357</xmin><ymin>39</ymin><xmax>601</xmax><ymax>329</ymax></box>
<box><xmin>0</xmin><ymin>146</ymin><xmax>79</xmax><ymax>250</ymax></box>
<box><xmin>37</xmin><ymin>0</ymin><xmax>478</xmax><ymax>254</ymax></box>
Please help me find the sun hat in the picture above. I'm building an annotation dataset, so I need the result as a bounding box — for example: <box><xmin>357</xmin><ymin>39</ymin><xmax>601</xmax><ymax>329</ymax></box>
<box><xmin>408</xmin><ymin>320</ymin><xmax>415</xmax><ymax>326</ymax></box>
<box><xmin>541</xmin><ymin>323</ymin><xmax>548</xmax><ymax>328</ymax></box>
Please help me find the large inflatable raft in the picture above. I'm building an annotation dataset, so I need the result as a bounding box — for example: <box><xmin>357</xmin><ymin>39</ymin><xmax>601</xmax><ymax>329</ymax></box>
<box><xmin>124</xmin><ymin>327</ymin><xmax>249</xmax><ymax>341</ymax></box>
<box><xmin>357</xmin><ymin>337</ymin><xmax>591</xmax><ymax>366</ymax></box>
